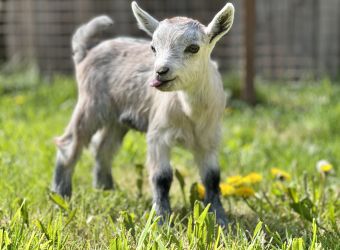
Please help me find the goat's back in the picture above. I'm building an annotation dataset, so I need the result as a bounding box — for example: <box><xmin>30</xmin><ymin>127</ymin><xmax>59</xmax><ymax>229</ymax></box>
<box><xmin>76</xmin><ymin>37</ymin><xmax>155</xmax><ymax>132</ymax></box>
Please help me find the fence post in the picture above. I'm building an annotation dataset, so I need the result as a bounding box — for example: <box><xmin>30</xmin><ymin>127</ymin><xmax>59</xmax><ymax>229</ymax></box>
<box><xmin>242</xmin><ymin>0</ymin><xmax>256</xmax><ymax>105</ymax></box>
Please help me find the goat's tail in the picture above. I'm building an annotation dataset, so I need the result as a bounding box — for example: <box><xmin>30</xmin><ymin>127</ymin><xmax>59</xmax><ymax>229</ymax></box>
<box><xmin>72</xmin><ymin>16</ymin><xmax>114</xmax><ymax>64</ymax></box>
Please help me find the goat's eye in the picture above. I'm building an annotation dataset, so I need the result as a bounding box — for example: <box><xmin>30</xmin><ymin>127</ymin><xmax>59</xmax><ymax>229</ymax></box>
<box><xmin>185</xmin><ymin>44</ymin><xmax>200</xmax><ymax>54</ymax></box>
<box><xmin>151</xmin><ymin>45</ymin><xmax>156</xmax><ymax>53</ymax></box>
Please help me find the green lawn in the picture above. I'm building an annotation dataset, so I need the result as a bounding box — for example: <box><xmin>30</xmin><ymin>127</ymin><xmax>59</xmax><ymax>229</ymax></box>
<box><xmin>0</xmin><ymin>71</ymin><xmax>339</xmax><ymax>249</ymax></box>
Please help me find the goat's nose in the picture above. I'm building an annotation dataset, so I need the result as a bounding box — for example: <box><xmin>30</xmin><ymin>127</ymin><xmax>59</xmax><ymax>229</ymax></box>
<box><xmin>156</xmin><ymin>67</ymin><xmax>169</xmax><ymax>75</ymax></box>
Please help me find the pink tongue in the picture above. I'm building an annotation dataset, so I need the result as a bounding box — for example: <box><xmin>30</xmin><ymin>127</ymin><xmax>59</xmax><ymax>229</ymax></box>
<box><xmin>150</xmin><ymin>79</ymin><xmax>162</xmax><ymax>87</ymax></box>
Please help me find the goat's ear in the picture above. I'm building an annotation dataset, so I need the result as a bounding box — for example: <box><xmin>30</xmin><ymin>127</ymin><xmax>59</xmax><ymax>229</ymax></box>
<box><xmin>131</xmin><ymin>1</ymin><xmax>159</xmax><ymax>37</ymax></box>
<box><xmin>206</xmin><ymin>3</ymin><xmax>234</xmax><ymax>44</ymax></box>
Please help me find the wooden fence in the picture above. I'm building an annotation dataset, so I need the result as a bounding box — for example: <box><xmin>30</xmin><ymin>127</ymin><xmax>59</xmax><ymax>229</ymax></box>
<box><xmin>1</xmin><ymin>0</ymin><xmax>339</xmax><ymax>79</ymax></box>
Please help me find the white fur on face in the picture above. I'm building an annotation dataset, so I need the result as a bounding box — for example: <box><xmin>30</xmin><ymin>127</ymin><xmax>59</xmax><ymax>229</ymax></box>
<box><xmin>131</xmin><ymin>2</ymin><xmax>234</xmax><ymax>93</ymax></box>
<box><xmin>151</xmin><ymin>18</ymin><xmax>211</xmax><ymax>91</ymax></box>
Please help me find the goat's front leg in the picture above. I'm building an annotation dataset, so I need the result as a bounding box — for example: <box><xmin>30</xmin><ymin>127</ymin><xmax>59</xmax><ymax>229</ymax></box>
<box><xmin>195</xmin><ymin>152</ymin><xmax>228</xmax><ymax>227</ymax></box>
<box><xmin>146</xmin><ymin>137</ymin><xmax>173</xmax><ymax>221</ymax></box>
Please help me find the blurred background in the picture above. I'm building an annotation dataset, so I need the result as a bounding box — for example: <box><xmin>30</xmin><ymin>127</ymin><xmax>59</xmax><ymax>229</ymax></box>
<box><xmin>0</xmin><ymin>3</ymin><xmax>339</xmax><ymax>247</ymax></box>
<box><xmin>0</xmin><ymin>0</ymin><xmax>339</xmax><ymax>82</ymax></box>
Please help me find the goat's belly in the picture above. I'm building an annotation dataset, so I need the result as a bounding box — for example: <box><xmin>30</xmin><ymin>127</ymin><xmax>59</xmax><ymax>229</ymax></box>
<box><xmin>118</xmin><ymin>110</ymin><xmax>149</xmax><ymax>132</ymax></box>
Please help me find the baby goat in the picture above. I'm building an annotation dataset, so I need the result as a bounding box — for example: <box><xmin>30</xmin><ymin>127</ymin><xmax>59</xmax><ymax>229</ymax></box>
<box><xmin>52</xmin><ymin>1</ymin><xmax>234</xmax><ymax>226</ymax></box>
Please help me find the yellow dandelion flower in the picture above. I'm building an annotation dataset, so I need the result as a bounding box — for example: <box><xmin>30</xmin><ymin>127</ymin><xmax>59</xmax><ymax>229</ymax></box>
<box><xmin>219</xmin><ymin>183</ymin><xmax>235</xmax><ymax>197</ymax></box>
<box><xmin>226</xmin><ymin>175</ymin><xmax>243</xmax><ymax>186</ymax></box>
<box><xmin>242</xmin><ymin>172</ymin><xmax>262</xmax><ymax>184</ymax></box>
<box><xmin>14</xmin><ymin>95</ymin><xmax>26</xmax><ymax>105</ymax></box>
<box><xmin>234</xmin><ymin>186</ymin><xmax>255</xmax><ymax>198</ymax></box>
<box><xmin>197</xmin><ymin>183</ymin><xmax>205</xmax><ymax>200</ymax></box>
<box><xmin>316</xmin><ymin>160</ymin><xmax>333</xmax><ymax>174</ymax></box>
<box><xmin>271</xmin><ymin>168</ymin><xmax>291</xmax><ymax>181</ymax></box>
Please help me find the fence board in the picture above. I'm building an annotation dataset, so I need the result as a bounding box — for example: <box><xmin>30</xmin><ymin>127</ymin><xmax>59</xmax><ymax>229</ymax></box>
<box><xmin>0</xmin><ymin>0</ymin><xmax>339</xmax><ymax>79</ymax></box>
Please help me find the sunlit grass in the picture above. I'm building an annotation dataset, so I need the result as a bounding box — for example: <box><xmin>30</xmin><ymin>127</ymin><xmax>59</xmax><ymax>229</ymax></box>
<box><xmin>0</xmin><ymin>72</ymin><xmax>339</xmax><ymax>249</ymax></box>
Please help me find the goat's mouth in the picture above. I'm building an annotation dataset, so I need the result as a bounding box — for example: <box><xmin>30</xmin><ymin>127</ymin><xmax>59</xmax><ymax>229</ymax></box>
<box><xmin>150</xmin><ymin>78</ymin><xmax>176</xmax><ymax>89</ymax></box>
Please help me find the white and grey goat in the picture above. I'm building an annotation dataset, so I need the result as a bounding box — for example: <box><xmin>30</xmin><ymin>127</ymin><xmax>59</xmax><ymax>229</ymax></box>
<box><xmin>52</xmin><ymin>1</ymin><xmax>235</xmax><ymax>226</ymax></box>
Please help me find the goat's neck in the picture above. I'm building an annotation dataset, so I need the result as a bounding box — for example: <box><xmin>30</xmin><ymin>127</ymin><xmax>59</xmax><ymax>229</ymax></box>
<box><xmin>177</xmin><ymin>61</ymin><xmax>218</xmax><ymax>119</ymax></box>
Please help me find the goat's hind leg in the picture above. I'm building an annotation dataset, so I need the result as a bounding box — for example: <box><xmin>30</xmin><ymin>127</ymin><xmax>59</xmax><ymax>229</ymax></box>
<box><xmin>52</xmin><ymin>102</ymin><xmax>98</xmax><ymax>197</ymax></box>
<box><xmin>91</xmin><ymin>124</ymin><xmax>127</xmax><ymax>190</ymax></box>
<box><xmin>52</xmin><ymin>133</ymin><xmax>85</xmax><ymax>198</ymax></box>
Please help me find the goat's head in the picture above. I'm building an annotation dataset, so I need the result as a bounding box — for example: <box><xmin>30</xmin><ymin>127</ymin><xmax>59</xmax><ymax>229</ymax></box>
<box><xmin>131</xmin><ymin>1</ymin><xmax>234</xmax><ymax>92</ymax></box>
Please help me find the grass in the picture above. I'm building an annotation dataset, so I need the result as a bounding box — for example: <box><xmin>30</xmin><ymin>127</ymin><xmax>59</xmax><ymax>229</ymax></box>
<box><xmin>0</xmin><ymin>70</ymin><xmax>339</xmax><ymax>249</ymax></box>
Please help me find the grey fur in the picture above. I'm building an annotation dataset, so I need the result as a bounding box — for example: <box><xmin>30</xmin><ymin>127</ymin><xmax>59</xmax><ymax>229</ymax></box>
<box><xmin>152</xmin><ymin>168</ymin><xmax>173</xmax><ymax>220</ymax></box>
<box><xmin>52</xmin><ymin>158</ymin><xmax>73</xmax><ymax>197</ymax></box>
<box><xmin>202</xmin><ymin>168</ymin><xmax>227</xmax><ymax>226</ymax></box>
<box><xmin>91</xmin><ymin>125</ymin><xmax>127</xmax><ymax>189</ymax></box>
<box><xmin>72</xmin><ymin>15</ymin><xmax>114</xmax><ymax>64</ymax></box>
<box><xmin>52</xmin><ymin>2</ymin><xmax>235</xmax><ymax>227</ymax></box>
